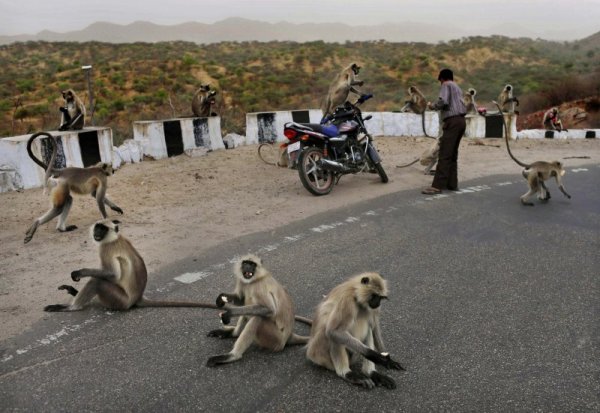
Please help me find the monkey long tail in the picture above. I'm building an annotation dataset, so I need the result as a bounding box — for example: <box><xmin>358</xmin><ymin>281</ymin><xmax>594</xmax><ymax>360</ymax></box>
<box><xmin>294</xmin><ymin>315</ymin><xmax>313</xmax><ymax>326</ymax></box>
<box><xmin>27</xmin><ymin>131</ymin><xmax>55</xmax><ymax>170</ymax></box>
<box><xmin>421</xmin><ymin>112</ymin><xmax>436</xmax><ymax>139</ymax></box>
<box><xmin>257</xmin><ymin>142</ymin><xmax>278</xmax><ymax>166</ymax></box>
<box><xmin>136</xmin><ymin>297</ymin><xmax>219</xmax><ymax>309</ymax></box>
<box><xmin>492</xmin><ymin>101</ymin><xmax>529</xmax><ymax>168</ymax></box>
<box><xmin>396</xmin><ymin>158</ymin><xmax>420</xmax><ymax>168</ymax></box>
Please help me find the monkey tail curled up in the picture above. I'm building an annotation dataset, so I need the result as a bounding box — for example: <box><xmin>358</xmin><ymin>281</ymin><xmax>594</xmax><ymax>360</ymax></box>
<box><xmin>27</xmin><ymin>131</ymin><xmax>56</xmax><ymax>170</ymax></box>
<box><xmin>258</xmin><ymin>142</ymin><xmax>287</xmax><ymax>167</ymax></box>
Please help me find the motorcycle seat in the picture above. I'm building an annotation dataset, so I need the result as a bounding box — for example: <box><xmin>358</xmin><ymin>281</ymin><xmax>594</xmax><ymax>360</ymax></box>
<box><xmin>298</xmin><ymin>123</ymin><xmax>339</xmax><ymax>138</ymax></box>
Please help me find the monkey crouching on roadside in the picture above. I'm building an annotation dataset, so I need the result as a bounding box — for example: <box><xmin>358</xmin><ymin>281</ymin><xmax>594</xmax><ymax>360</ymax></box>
<box><xmin>306</xmin><ymin>272</ymin><xmax>404</xmax><ymax>390</ymax></box>
<box><xmin>206</xmin><ymin>254</ymin><xmax>309</xmax><ymax>367</ymax></box>
<box><xmin>44</xmin><ymin>219</ymin><xmax>219</xmax><ymax>312</ymax></box>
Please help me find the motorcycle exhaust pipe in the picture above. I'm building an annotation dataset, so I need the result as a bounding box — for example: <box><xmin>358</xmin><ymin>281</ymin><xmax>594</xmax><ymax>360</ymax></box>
<box><xmin>318</xmin><ymin>159</ymin><xmax>350</xmax><ymax>173</ymax></box>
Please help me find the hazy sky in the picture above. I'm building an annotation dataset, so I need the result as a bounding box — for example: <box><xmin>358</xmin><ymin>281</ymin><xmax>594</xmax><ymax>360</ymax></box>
<box><xmin>1</xmin><ymin>0</ymin><xmax>599</xmax><ymax>39</ymax></box>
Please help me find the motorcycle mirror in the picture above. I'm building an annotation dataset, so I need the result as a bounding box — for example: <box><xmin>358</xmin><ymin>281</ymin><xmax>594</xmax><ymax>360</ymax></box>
<box><xmin>364</xmin><ymin>115</ymin><xmax>373</xmax><ymax>121</ymax></box>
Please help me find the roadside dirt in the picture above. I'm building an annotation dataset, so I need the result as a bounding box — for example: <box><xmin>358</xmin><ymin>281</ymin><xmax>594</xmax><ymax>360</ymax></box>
<box><xmin>1</xmin><ymin>136</ymin><xmax>598</xmax><ymax>341</ymax></box>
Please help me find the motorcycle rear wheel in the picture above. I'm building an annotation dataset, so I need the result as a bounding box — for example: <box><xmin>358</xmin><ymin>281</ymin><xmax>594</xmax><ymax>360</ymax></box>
<box><xmin>298</xmin><ymin>146</ymin><xmax>335</xmax><ymax>196</ymax></box>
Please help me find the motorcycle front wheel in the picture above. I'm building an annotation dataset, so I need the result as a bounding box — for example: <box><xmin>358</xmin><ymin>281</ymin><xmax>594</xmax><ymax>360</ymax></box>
<box><xmin>372</xmin><ymin>161</ymin><xmax>389</xmax><ymax>183</ymax></box>
<box><xmin>297</xmin><ymin>146</ymin><xmax>335</xmax><ymax>196</ymax></box>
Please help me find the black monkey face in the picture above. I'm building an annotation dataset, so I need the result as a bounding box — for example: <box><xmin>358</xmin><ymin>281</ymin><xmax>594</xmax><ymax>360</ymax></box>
<box><xmin>505</xmin><ymin>85</ymin><xmax>512</xmax><ymax>91</ymax></box>
<box><xmin>368</xmin><ymin>294</ymin><xmax>387</xmax><ymax>309</ymax></box>
<box><xmin>240</xmin><ymin>260</ymin><xmax>257</xmax><ymax>280</ymax></box>
<box><xmin>351</xmin><ymin>64</ymin><xmax>361</xmax><ymax>75</ymax></box>
<box><xmin>93</xmin><ymin>223</ymin><xmax>110</xmax><ymax>241</ymax></box>
<box><xmin>62</xmin><ymin>90</ymin><xmax>74</xmax><ymax>101</ymax></box>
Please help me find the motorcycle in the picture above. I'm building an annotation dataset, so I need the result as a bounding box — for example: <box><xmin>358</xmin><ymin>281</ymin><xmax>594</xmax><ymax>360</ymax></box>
<box><xmin>282</xmin><ymin>94</ymin><xmax>388</xmax><ymax>196</ymax></box>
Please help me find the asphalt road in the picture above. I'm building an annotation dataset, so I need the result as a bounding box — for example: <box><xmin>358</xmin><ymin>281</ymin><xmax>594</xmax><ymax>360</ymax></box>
<box><xmin>1</xmin><ymin>165</ymin><xmax>598</xmax><ymax>412</ymax></box>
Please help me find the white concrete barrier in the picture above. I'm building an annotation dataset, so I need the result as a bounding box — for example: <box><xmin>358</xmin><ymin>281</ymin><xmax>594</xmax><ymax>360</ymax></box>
<box><xmin>245</xmin><ymin>110</ymin><xmax>521</xmax><ymax>140</ymax></box>
<box><xmin>517</xmin><ymin>129</ymin><xmax>599</xmax><ymax>139</ymax></box>
<box><xmin>363</xmin><ymin>112</ymin><xmax>441</xmax><ymax>137</ymax></box>
<box><xmin>0</xmin><ymin>127</ymin><xmax>113</xmax><ymax>192</ymax></box>
<box><xmin>133</xmin><ymin>116</ymin><xmax>224</xmax><ymax>160</ymax></box>
<box><xmin>246</xmin><ymin>109</ymin><xmax>323</xmax><ymax>144</ymax></box>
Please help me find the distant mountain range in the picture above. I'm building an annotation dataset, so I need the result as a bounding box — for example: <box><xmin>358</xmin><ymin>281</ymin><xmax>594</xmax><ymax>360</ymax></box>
<box><xmin>0</xmin><ymin>17</ymin><xmax>590</xmax><ymax>45</ymax></box>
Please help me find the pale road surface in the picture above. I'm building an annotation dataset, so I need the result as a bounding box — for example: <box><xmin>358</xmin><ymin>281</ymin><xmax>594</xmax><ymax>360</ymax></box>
<box><xmin>1</xmin><ymin>166</ymin><xmax>598</xmax><ymax>412</ymax></box>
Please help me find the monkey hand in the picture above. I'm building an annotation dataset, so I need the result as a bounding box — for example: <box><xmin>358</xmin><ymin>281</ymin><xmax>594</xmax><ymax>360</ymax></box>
<box><xmin>71</xmin><ymin>270</ymin><xmax>82</xmax><ymax>282</ymax></box>
<box><xmin>215</xmin><ymin>293</ymin><xmax>229</xmax><ymax>308</ymax></box>
<box><xmin>367</xmin><ymin>351</ymin><xmax>405</xmax><ymax>370</ymax></box>
<box><xmin>59</xmin><ymin>107</ymin><xmax>68</xmax><ymax>113</ymax></box>
<box><xmin>356</xmin><ymin>81</ymin><xmax>364</xmax><ymax>87</ymax></box>
<box><xmin>219</xmin><ymin>309</ymin><xmax>232</xmax><ymax>325</ymax></box>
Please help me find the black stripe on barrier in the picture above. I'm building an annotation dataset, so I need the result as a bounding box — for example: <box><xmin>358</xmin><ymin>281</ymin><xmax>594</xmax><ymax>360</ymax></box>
<box><xmin>78</xmin><ymin>130</ymin><xmax>101</xmax><ymax>167</ymax></box>
<box><xmin>257</xmin><ymin>113</ymin><xmax>277</xmax><ymax>144</ymax></box>
<box><xmin>41</xmin><ymin>135</ymin><xmax>66</xmax><ymax>169</ymax></box>
<box><xmin>193</xmin><ymin>118</ymin><xmax>210</xmax><ymax>147</ymax></box>
<box><xmin>585</xmin><ymin>131</ymin><xmax>596</xmax><ymax>139</ymax></box>
<box><xmin>163</xmin><ymin>120</ymin><xmax>184</xmax><ymax>157</ymax></box>
<box><xmin>291</xmin><ymin>110</ymin><xmax>310</xmax><ymax>123</ymax></box>
<box><xmin>485</xmin><ymin>114</ymin><xmax>504</xmax><ymax>138</ymax></box>
<box><xmin>545</xmin><ymin>130</ymin><xmax>555</xmax><ymax>139</ymax></box>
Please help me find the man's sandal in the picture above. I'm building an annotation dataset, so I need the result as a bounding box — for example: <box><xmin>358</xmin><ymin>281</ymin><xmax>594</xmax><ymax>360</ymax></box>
<box><xmin>421</xmin><ymin>187</ymin><xmax>442</xmax><ymax>195</ymax></box>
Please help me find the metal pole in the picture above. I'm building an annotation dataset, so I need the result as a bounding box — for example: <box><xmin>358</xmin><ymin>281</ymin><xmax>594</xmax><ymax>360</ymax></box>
<box><xmin>82</xmin><ymin>65</ymin><xmax>94</xmax><ymax>125</ymax></box>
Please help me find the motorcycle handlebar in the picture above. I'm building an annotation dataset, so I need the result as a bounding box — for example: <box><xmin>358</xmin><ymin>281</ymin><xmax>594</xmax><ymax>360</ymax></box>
<box><xmin>356</xmin><ymin>93</ymin><xmax>373</xmax><ymax>105</ymax></box>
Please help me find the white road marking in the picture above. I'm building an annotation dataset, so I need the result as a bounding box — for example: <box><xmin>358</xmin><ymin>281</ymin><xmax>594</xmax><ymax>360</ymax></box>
<box><xmin>571</xmin><ymin>168</ymin><xmax>588</xmax><ymax>173</ymax></box>
<box><xmin>174</xmin><ymin>271</ymin><xmax>212</xmax><ymax>284</ymax></box>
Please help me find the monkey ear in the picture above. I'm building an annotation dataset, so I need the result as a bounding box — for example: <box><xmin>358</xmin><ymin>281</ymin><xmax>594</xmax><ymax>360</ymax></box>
<box><xmin>361</xmin><ymin>277</ymin><xmax>370</xmax><ymax>285</ymax></box>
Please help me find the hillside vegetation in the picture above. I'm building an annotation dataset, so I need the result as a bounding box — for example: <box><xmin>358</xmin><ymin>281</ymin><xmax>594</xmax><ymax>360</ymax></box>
<box><xmin>1</xmin><ymin>34</ymin><xmax>599</xmax><ymax>142</ymax></box>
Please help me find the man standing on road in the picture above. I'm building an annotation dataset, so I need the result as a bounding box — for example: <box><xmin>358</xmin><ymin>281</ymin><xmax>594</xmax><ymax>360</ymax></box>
<box><xmin>421</xmin><ymin>68</ymin><xmax>467</xmax><ymax>195</ymax></box>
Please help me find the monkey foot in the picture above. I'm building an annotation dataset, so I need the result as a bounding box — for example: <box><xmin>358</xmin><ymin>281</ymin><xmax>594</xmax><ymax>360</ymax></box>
<box><xmin>44</xmin><ymin>304</ymin><xmax>69</xmax><ymax>312</ymax></box>
<box><xmin>58</xmin><ymin>225</ymin><xmax>78</xmax><ymax>233</ymax></box>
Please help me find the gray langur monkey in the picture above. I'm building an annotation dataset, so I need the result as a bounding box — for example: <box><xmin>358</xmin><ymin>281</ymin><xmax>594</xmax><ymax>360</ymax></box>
<box><xmin>497</xmin><ymin>84</ymin><xmax>519</xmax><ymax>114</ymax></box>
<box><xmin>400</xmin><ymin>85</ymin><xmax>427</xmax><ymax>114</ymax></box>
<box><xmin>462</xmin><ymin>88</ymin><xmax>479</xmax><ymax>115</ymax></box>
<box><xmin>24</xmin><ymin>132</ymin><xmax>123</xmax><ymax>244</ymax></box>
<box><xmin>44</xmin><ymin>219</ymin><xmax>220</xmax><ymax>312</ymax></box>
<box><xmin>542</xmin><ymin>107</ymin><xmax>566</xmax><ymax>132</ymax></box>
<box><xmin>400</xmin><ymin>85</ymin><xmax>434</xmax><ymax>138</ymax></box>
<box><xmin>321</xmin><ymin>63</ymin><xmax>364</xmax><ymax>117</ymax></box>
<box><xmin>493</xmin><ymin>101</ymin><xmax>571</xmax><ymax>206</ymax></box>
<box><xmin>306</xmin><ymin>272</ymin><xmax>405</xmax><ymax>390</ymax></box>
<box><xmin>206</xmin><ymin>254</ymin><xmax>310</xmax><ymax>367</ymax></box>
<box><xmin>58</xmin><ymin>89</ymin><xmax>86</xmax><ymax>131</ymax></box>
<box><xmin>191</xmin><ymin>84</ymin><xmax>218</xmax><ymax>117</ymax></box>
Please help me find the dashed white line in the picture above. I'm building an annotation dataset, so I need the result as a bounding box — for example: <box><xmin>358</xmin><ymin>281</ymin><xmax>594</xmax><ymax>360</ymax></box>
<box><xmin>174</xmin><ymin>271</ymin><xmax>212</xmax><ymax>284</ymax></box>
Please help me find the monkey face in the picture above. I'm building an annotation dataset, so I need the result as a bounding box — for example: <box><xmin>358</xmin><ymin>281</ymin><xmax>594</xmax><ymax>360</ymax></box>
<box><xmin>62</xmin><ymin>90</ymin><xmax>75</xmax><ymax>102</ymax></box>
<box><xmin>351</xmin><ymin>64</ymin><xmax>361</xmax><ymax>75</ymax></box>
<box><xmin>505</xmin><ymin>85</ymin><xmax>512</xmax><ymax>92</ymax></box>
<box><xmin>368</xmin><ymin>293</ymin><xmax>387</xmax><ymax>309</ymax></box>
<box><xmin>240</xmin><ymin>260</ymin><xmax>257</xmax><ymax>280</ymax></box>
<box><xmin>358</xmin><ymin>273</ymin><xmax>388</xmax><ymax>309</ymax></box>
<box><xmin>91</xmin><ymin>220</ymin><xmax>120</xmax><ymax>243</ymax></box>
